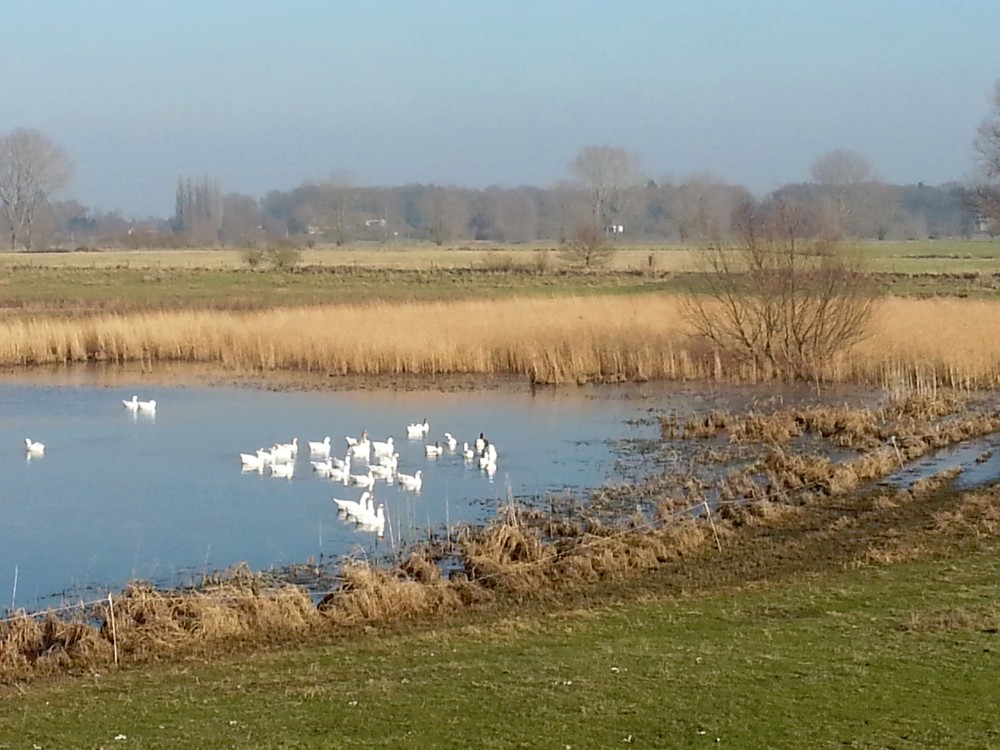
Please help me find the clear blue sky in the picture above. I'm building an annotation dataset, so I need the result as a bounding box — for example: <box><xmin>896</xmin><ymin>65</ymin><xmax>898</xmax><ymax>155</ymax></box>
<box><xmin>2</xmin><ymin>0</ymin><xmax>997</xmax><ymax>217</ymax></box>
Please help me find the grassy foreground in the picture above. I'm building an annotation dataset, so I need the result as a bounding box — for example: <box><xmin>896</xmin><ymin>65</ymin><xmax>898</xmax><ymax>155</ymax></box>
<box><xmin>1</xmin><ymin>544</ymin><xmax>997</xmax><ymax>748</ymax></box>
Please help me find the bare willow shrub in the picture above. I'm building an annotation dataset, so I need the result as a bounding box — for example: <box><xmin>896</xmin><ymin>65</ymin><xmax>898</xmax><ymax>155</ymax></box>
<box><xmin>682</xmin><ymin>199</ymin><xmax>883</xmax><ymax>381</ymax></box>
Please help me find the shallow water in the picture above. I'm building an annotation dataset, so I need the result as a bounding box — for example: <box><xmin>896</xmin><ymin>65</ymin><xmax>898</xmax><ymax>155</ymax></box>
<box><xmin>1</xmin><ymin>376</ymin><xmax>676</xmax><ymax>610</ymax></box>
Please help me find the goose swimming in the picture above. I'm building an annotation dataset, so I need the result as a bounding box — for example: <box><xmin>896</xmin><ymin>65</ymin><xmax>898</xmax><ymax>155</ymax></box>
<box><xmin>122</xmin><ymin>395</ymin><xmax>139</xmax><ymax>411</ymax></box>
<box><xmin>333</xmin><ymin>491</ymin><xmax>372</xmax><ymax>519</ymax></box>
<box><xmin>372</xmin><ymin>436</ymin><xmax>395</xmax><ymax>457</ymax></box>
<box><xmin>444</xmin><ymin>432</ymin><xmax>458</xmax><ymax>451</ymax></box>
<box><xmin>397</xmin><ymin>469</ymin><xmax>423</xmax><ymax>492</ymax></box>
<box><xmin>406</xmin><ymin>419</ymin><xmax>429</xmax><ymax>438</ymax></box>
<box><xmin>24</xmin><ymin>438</ymin><xmax>45</xmax><ymax>455</ymax></box>
<box><xmin>137</xmin><ymin>398</ymin><xmax>156</xmax><ymax>413</ymax></box>
<box><xmin>270</xmin><ymin>462</ymin><xmax>294</xmax><ymax>479</ymax></box>
<box><xmin>349</xmin><ymin>469</ymin><xmax>375</xmax><ymax>490</ymax></box>
<box><xmin>462</xmin><ymin>442</ymin><xmax>475</xmax><ymax>460</ymax></box>
<box><xmin>425</xmin><ymin>442</ymin><xmax>444</xmax><ymax>458</ymax></box>
<box><xmin>308</xmin><ymin>436</ymin><xmax>332</xmax><ymax>457</ymax></box>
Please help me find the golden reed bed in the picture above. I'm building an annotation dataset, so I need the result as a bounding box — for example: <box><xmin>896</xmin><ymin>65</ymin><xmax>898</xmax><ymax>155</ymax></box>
<box><xmin>0</xmin><ymin>296</ymin><xmax>998</xmax><ymax>387</ymax></box>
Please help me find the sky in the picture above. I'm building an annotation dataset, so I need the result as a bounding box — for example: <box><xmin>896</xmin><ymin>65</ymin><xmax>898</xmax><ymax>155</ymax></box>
<box><xmin>2</xmin><ymin>0</ymin><xmax>998</xmax><ymax>218</ymax></box>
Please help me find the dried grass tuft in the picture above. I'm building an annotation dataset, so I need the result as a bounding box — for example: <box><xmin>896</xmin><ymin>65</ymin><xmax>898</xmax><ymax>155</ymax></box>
<box><xmin>318</xmin><ymin>562</ymin><xmax>461</xmax><ymax>625</ymax></box>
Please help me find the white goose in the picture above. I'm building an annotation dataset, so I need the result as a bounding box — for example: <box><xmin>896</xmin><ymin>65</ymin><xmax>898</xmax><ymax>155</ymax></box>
<box><xmin>308</xmin><ymin>436</ymin><xmax>332</xmax><ymax>457</ymax></box>
<box><xmin>270</xmin><ymin>443</ymin><xmax>294</xmax><ymax>464</ymax></box>
<box><xmin>479</xmin><ymin>440</ymin><xmax>498</xmax><ymax>470</ymax></box>
<box><xmin>444</xmin><ymin>432</ymin><xmax>458</xmax><ymax>451</ymax></box>
<box><xmin>274</xmin><ymin>437</ymin><xmax>298</xmax><ymax>458</ymax></box>
<box><xmin>349</xmin><ymin>469</ymin><xmax>375</xmax><ymax>490</ymax></box>
<box><xmin>371</xmin><ymin>436</ymin><xmax>395</xmax><ymax>457</ymax></box>
<box><xmin>406</xmin><ymin>419</ymin><xmax>429</xmax><ymax>438</ymax></box>
<box><xmin>425</xmin><ymin>442</ymin><xmax>444</xmax><ymax>458</ymax></box>
<box><xmin>137</xmin><ymin>398</ymin><xmax>156</xmax><ymax>414</ymax></box>
<box><xmin>24</xmin><ymin>438</ymin><xmax>45</xmax><ymax>455</ymax></box>
<box><xmin>354</xmin><ymin>503</ymin><xmax>386</xmax><ymax>534</ymax></box>
<box><xmin>122</xmin><ymin>395</ymin><xmax>139</xmax><ymax>411</ymax></box>
<box><xmin>377</xmin><ymin>452</ymin><xmax>399</xmax><ymax>471</ymax></box>
<box><xmin>241</xmin><ymin>449</ymin><xmax>269</xmax><ymax>472</ymax></box>
<box><xmin>311</xmin><ymin>456</ymin><xmax>335</xmax><ymax>476</ymax></box>
<box><xmin>270</xmin><ymin>461</ymin><xmax>294</xmax><ymax>479</ymax></box>
<box><xmin>397</xmin><ymin>469</ymin><xmax>423</xmax><ymax>492</ymax></box>
<box><xmin>462</xmin><ymin>442</ymin><xmax>475</xmax><ymax>461</ymax></box>
<box><xmin>347</xmin><ymin>431</ymin><xmax>371</xmax><ymax>461</ymax></box>
<box><xmin>327</xmin><ymin>463</ymin><xmax>351</xmax><ymax>483</ymax></box>
<box><xmin>333</xmin><ymin>491</ymin><xmax>372</xmax><ymax>519</ymax></box>
<box><xmin>368</xmin><ymin>463</ymin><xmax>395</xmax><ymax>482</ymax></box>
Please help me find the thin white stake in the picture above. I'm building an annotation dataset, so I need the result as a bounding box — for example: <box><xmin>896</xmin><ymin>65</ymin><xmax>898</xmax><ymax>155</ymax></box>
<box><xmin>108</xmin><ymin>593</ymin><xmax>119</xmax><ymax>667</ymax></box>
<box><xmin>704</xmin><ymin>501</ymin><xmax>722</xmax><ymax>553</ymax></box>
<box><xmin>11</xmin><ymin>565</ymin><xmax>18</xmax><ymax>612</ymax></box>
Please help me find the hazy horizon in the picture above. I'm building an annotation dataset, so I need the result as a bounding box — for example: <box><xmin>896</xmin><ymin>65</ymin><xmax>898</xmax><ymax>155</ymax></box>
<box><xmin>2</xmin><ymin>0</ymin><xmax>997</xmax><ymax>218</ymax></box>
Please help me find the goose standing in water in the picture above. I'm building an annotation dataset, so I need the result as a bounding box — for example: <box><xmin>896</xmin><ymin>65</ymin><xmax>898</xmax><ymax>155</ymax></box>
<box><xmin>444</xmin><ymin>433</ymin><xmax>458</xmax><ymax>451</ymax></box>
<box><xmin>462</xmin><ymin>442</ymin><xmax>475</xmax><ymax>461</ymax></box>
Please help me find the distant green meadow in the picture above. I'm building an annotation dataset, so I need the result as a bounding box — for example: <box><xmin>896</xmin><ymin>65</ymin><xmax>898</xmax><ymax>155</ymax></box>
<box><xmin>1</xmin><ymin>239</ymin><xmax>999</xmax><ymax>313</ymax></box>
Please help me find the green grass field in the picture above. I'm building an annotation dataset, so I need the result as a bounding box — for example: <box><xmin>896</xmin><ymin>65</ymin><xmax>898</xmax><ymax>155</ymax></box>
<box><xmin>2</xmin><ymin>544</ymin><xmax>997</xmax><ymax>748</ymax></box>
<box><xmin>2</xmin><ymin>239</ymin><xmax>1000</xmax><ymax>314</ymax></box>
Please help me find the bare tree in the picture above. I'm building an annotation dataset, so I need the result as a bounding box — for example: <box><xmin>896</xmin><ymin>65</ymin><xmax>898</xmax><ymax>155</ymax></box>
<box><xmin>318</xmin><ymin>172</ymin><xmax>357</xmax><ymax>246</ymax></box>
<box><xmin>681</xmin><ymin>200</ymin><xmax>882</xmax><ymax>381</ymax></box>
<box><xmin>972</xmin><ymin>80</ymin><xmax>1000</xmax><ymax>229</ymax></box>
<box><xmin>809</xmin><ymin>149</ymin><xmax>879</xmax><ymax>237</ymax></box>
<box><xmin>173</xmin><ymin>175</ymin><xmax>224</xmax><ymax>245</ymax></box>
<box><xmin>558</xmin><ymin>222</ymin><xmax>614</xmax><ymax>268</ymax></box>
<box><xmin>0</xmin><ymin>128</ymin><xmax>72</xmax><ymax>249</ymax></box>
<box><xmin>423</xmin><ymin>187</ymin><xmax>469</xmax><ymax>245</ymax></box>
<box><xmin>673</xmin><ymin>174</ymin><xmax>751</xmax><ymax>241</ymax></box>
<box><xmin>569</xmin><ymin>144</ymin><xmax>641</xmax><ymax>237</ymax></box>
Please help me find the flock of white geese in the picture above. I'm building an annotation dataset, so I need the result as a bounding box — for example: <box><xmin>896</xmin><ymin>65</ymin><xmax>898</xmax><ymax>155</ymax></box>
<box><xmin>238</xmin><ymin>418</ymin><xmax>500</xmax><ymax>536</ymax></box>
<box><xmin>24</xmin><ymin>399</ymin><xmax>499</xmax><ymax>540</ymax></box>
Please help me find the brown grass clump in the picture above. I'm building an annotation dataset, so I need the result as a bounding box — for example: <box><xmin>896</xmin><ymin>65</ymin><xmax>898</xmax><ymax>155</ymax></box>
<box><xmin>318</xmin><ymin>562</ymin><xmax>461</xmax><ymax>625</ymax></box>
<box><xmin>932</xmin><ymin>491</ymin><xmax>1000</xmax><ymax>537</ymax></box>
<box><xmin>459</xmin><ymin>521</ymin><xmax>556</xmax><ymax>594</ymax></box>
<box><xmin>107</xmin><ymin>573</ymin><xmax>317</xmax><ymax>657</ymax></box>
<box><xmin>0</xmin><ymin>610</ymin><xmax>110</xmax><ymax>678</ymax></box>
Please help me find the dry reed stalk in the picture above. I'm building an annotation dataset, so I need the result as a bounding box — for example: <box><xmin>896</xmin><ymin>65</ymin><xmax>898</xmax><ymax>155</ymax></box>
<box><xmin>7</xmin><ymin>295</ymin><xmax>1000</xmax><ymax>386</ymax></box>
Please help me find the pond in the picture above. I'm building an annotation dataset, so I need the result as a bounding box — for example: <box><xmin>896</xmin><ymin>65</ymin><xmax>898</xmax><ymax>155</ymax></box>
<box><xmin>1</xmin><ymin>373</ymin><xmax>675</xmax><ymax>611</ymax></box>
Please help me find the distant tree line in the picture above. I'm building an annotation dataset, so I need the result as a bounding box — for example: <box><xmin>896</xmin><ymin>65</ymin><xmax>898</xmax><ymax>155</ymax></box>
<box><xmin>0</xmin><ymin>130</ymin><xmax>991</xmax><ymax>251</ymax></box>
